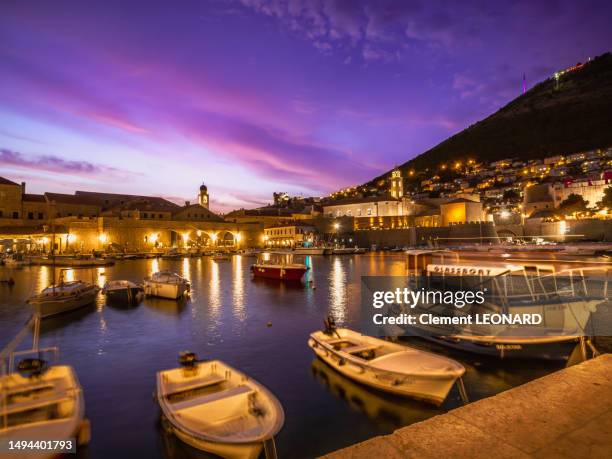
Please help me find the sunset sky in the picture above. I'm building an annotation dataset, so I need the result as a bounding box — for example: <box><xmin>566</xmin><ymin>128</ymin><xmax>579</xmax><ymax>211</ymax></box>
<box><xmin>1</xmin><ymin>0</ymin><xmax>611</xmax><ymax>212</ymax></box>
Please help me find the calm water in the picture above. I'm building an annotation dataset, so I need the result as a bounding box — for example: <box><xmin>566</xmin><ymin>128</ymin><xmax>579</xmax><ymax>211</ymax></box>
<box><xmin>0</xmin><ymin>255</ymin><xmax>565</xmax><ymax>459</ymax></box>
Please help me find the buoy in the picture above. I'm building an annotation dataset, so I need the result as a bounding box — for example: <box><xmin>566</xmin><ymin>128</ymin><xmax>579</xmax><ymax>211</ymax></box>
<box><xmin>77</xmin><ymin>418</ymin><xmax>91</xmax><ymax>445</ymax></box>
<box><xmin>267</xmin><ymin>321</ymin><xmax>272</xmax><ymax>327</ymax></box>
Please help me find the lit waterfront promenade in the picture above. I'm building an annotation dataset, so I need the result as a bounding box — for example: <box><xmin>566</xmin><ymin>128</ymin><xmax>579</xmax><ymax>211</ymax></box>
<box><xmin>322</xmin><ymin>354</ymin><xmax>612</xmax><ymax>458</ymax></box>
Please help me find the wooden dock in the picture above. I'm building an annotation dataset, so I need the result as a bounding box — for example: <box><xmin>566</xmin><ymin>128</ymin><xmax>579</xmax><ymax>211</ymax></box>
<box><xmin>321</xmin><ymin>354</ymin><xmax>612</xmax><ymax>458</ymax></box>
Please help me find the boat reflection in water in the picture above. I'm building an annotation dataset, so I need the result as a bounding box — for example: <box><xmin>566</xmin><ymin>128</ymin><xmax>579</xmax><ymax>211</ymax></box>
<box><xmin>310</xmin><ymin>358</ymin><xmax>440</xmax><ymax>430</ymax></box>
<box><xmin>145</xmin><ymin>297</ymin><xmax>190</xmax><ymax>317</ymax></box>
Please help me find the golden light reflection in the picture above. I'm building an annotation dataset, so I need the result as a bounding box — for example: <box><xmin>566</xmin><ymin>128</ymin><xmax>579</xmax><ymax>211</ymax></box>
<box><xmin>96</xmin><ymin>268</ymin><xmax>106</xmax><ymax>289</ymax></box>
<box><xmin>232</xmin><ymin>256</ymin><xmax>245</xmax><ymax>321</ymax></box>
<box><xmin>329</xmin><ymin>257</ymin><xmax>347</xmax><ymax>323</ymax></box>
<box><xmin>150</xmin><ymin>258</ymin><xmax>160</xmax><ymax>275</ymax></box>
<box><xmin>182</xmin><ymin>257</ymin><xmax>191</xmax><ymax>282</ymax></box>
<box><xmin>209</xmin><ymin>259</ymin><xmax>221</xmax><ymax>320</ymax></box>
<box><xmin>38</xmin><ymin>266</ymin><xmax>50</xmax><ymax>290</ymax></box>
<box><xmin>63</xmin><ymin>269</ymin><xmax>75</xmax><ymax>282</ymax></box>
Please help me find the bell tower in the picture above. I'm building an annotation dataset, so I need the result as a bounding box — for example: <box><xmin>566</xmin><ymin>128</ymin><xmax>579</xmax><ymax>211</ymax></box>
<box><xmin>199</xmin><ymin>182</ymin><xmax>209</xmax><ymax>209</ymax></box>
<box><xmin>390</xmin><ymin>167</ymin><xmax>403</xmax><ymax>199</ymax></box>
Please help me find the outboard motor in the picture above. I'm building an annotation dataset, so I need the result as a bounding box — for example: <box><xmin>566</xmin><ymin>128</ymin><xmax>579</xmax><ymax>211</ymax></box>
<box><xmin>323</xmin><ymin>315</ymin><xmax>337</xmax><ymax>335</ymax></box>
<box><xmin>17</xmin><ymin>358</ymin><xmax>48</xmax><ymax>378</ymax></box>
<box><xmin>178</xmin><ymin>351</ymin><xmax>198</xmax><ymax>368</ymax></box>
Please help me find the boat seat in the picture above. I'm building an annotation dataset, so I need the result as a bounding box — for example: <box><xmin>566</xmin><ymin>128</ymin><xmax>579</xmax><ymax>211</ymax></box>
<box><xmin>173</xmin><ymin>385</ymin><xmax>253</xmax><ymax>412</ymax></box>
<box><xmin>164</xmin><ymin>374</ymin><xmax>225</xmax><ymax>396</ymax></box>
<box><xmin>344</xmin><ymin>344</ymin><xmax>380</xmax><ymax>355</ymax></box>
<box><xmin>3</xmin><ymin>393</ymin><xmax>72</xmax><ymax>415</ymax></box>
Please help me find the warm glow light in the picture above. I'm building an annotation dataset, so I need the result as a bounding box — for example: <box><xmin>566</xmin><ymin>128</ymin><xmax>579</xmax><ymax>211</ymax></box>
<box><xmin>263</xmin><ymin>235</ymin><xmax>269</xmax><ymax>242</ymax></box>
<box><xmin>196</xmin><ymin>230</ymin><xmax>202</xmax><ymax>237</ymax></box>
<box><xmin>235</xmin><ymin>233</ymin><xmax>242</xmax><ymax>242</ymax></box>
<box><xmin>67</xmin><ymin>234</ymin><xmax>77</xmax><ymax>243</ymax></box>
<box><xmin>500</xmin><ymin>210</ymin><xmax>510</xmax><ymax>218</ymax></box>
<box><xmin>182</xmin><ymin>232</ymin><xmax>190</xmax><ymax>242</ymax></box>
<box><xmin>98</xmin><ymin>233</ymin><xmax>108</xmax><ymax>243</ymax></box>
<box><xmin>40</xmin><ymin>237</ymin><xmax>49</xmax><ymax>244</ymax></box>
<box><xmin>149</xmin><ymin>233</ymin><xmax>158</xmax><ymax>243</ymax></box>
<box><xmin>210</xmin><ymin>233</ymin><xmax>218</xmax><ymax>242</ymax></box>
<box><xmin>333</xmin><ymin>222</ymin><xmax>340</xmax><ymax>230</ymax></box>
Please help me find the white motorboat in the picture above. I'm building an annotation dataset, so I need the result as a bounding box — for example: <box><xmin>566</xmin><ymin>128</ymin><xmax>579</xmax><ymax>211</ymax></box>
<box><xmin>331</xmin><ymin>247</ymin><xmax>358</xmax><ymax>255</ymax></box>
<box><xmin>27</xmin><ymin>278</ymin><xmax>99</xmax><ymax>319</ymax></box>
<box><xmin>293</xmin><ymin>247</ymin><xmax>329</xmax><ymax>255</ymax></box>
<box><xmin>1</xmin><ymin>321</ymin><xmax>89</xmax><ymax>457</ymax></box>
<box><xmin>156</xmin><ymin>352</ymin><xmax>284</xmax><ymax>459</ymax></box>
<box><xmin>212</xmin><ymin>253</ymin><xmax>231</xmax><ymax>261</ymax></box>
<box><xmin>308</xmin><ymin>323</ymin><xmax>465</xmax><ymax>406</ymax></box>
<box><xmin>144</xmin><ymin>271</ymin><xmax>190</xmax><ymax>299</ymax></box>
<box><xmin>3</xmin><ymin>253</ymin><xmax>30</xmax><ymax>268</ymax></box>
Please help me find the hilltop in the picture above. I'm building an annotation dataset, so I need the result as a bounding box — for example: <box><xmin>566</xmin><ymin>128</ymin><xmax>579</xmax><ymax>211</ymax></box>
<box><xmin>363</xmin><ymin>52</ymin><xmax>612</xmax><ymax>190</ymax></box>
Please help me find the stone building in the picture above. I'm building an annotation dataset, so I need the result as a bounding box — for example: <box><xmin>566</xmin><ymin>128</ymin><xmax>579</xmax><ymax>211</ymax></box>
<box><xmin>0</xmin><ymin>177</ymin><xmax>262</xmax><ymax>253</ymax></box>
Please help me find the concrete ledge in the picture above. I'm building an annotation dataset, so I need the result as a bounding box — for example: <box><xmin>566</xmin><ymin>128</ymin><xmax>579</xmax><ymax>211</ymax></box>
<box><xmin>321</xmin><ymin>354</ymin><xmax>612</xmax><ymax>459</ymax></box>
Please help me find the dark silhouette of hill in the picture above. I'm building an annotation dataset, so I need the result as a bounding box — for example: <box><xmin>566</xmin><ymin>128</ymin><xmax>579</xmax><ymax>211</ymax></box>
<box><xmin>366</xmin><ymin>52</ymin><xmax>612</xmax><ymax>186</ymax></box>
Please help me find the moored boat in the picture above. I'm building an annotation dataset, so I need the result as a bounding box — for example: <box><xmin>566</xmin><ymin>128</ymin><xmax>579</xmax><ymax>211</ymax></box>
<box><xmin>156</xmin><ymin>352</ymin><xmax>284</xmax><ymax>459</ymax></box>
<box><xmin>3</xmin><ymin>253</ymin><xmax>31</xmax><ymax>268</ymax></box>
<box><xmin>102</xmin><ymin>280</ymin><xmax>144</xmax><ymax>305</ymax></box>
<box><xmin>0</xmin><ymin>320</ymin><xmax>89</xmax><ymax>456</ymax></box>
<box><xmin>212</xmin><ymin>253</ymin><xmax>231</xmax><ymax>261</ymax></box>
<box><xmin>144</xmin><ymin>271</ymin><xmax>190</xmax><ymax>299</ymax></box>
<box><xmin>251</xmin><ymin>253</ymin><xmax>308</xmax><ymax>282</ymax></box>
<box><xmin>293</xmin><ymin>246</ymin><xmax>329</xmax><ymax>255</ymax></box>
<box><xmin>27</xmin><ymin>277</ymin><xmax>99</xmax><ymax>319</ymax></box>
<box><xmin>308</xmin><ymin>321</ymin><xmax>465</xmax><ymax>406</ymax></box>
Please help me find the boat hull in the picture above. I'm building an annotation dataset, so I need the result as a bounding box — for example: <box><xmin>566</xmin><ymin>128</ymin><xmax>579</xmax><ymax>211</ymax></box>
<box><xmin>294</xmin><ymin>248</ymin><xmax>328</xmax><ymax>255</ymax></box>
<box><xmin>105</xmin><ymin>287</ymin><xmax>144</xmax><ymax>305</ymax></box>
<box><xmin>424</xmin><ymin>335</ymin><xmax>579</xmax><ymax>360</ymax></box>
<box><xmin>251</xmin><ymin>265</ymin><xmax>307</xmax><ymax>281</ymax></box>
<box><xmin>168</xmin><ymin>423</ymin><xmax>263</xmax><ymax>459</ymax></box>
<box><xmin>30</xmin><ymin>291</ymin><xmax>98</xmax><ymax>318</ymax></box>
<box><xmin>308</xmin><ymin>331</ymin><xmax>464</xmax><ymax>406</ymax></box>
<box><xmin>144</xmin><ymin>281</ymin><xmax>189</xmax><ymax>299</ymax></box>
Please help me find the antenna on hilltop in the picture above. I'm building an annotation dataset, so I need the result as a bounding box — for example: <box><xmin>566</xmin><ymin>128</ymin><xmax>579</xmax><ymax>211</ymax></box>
<box><xmin>522</xmin><ymin>73</ymin><xmax>526</xmax><ymax>95</ymax></box>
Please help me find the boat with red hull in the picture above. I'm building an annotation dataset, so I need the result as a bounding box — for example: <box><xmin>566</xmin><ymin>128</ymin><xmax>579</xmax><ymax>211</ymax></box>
<box><xmin>251</xmin><ymin>252</ymin><xmax>309</xmax><ymax>281</ymax></box>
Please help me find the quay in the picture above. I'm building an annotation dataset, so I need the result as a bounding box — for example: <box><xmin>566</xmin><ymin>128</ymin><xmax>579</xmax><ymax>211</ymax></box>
<box><xmin>322</xmin><ymin>354</ymin><xmax>612</xmax><ymax>458</ymax></box>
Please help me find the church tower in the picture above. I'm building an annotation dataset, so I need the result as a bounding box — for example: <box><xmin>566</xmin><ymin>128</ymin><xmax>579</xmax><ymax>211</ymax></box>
<box><xmin>390</xmin><ymin>168</ymin><xmax>403</xmax><ymax>198</ymax></box>
<box><xmin>199</xmin><ymin>182</ymin><xmax>209</xmax><ymax>209</ymax></box>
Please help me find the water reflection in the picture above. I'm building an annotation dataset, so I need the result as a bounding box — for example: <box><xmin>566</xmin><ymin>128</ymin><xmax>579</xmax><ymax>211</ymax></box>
<box><xmin>150</xmin><ymin>258</ymin><xmax>160</xmax><ymax>276</ymax></box>
<box><xmin>329</xmin><ymin>257</ymin><xmax>347</xmax><ymax>323</ymax></box>
<box><xmin>209</xmin><ymin>259</ymin><xmax>221</xmax><ymax>323</ymax></box>
<box><xmin>311</xmin><ymin>358</ymin><xmax>440</xmax><ymax>430</ymax></box>
<box><xmin>146</xmin><ymin>297</ymin><xmax>189</xmax><ymax>316</ymax></box>
<box><xmin>181</xmin><ymin>257</ymin><xmax>190</xmax><ymax>282</ymax></box>
<box><xmin>232</xmin><ymin>256</ymin><xmax>245</xmax><ymax>321</ymax></box>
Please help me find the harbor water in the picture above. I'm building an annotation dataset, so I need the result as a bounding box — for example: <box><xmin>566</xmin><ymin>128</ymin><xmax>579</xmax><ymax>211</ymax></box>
<box><xmin>0</xmin><ymin>254</ymin><xmax>570</xmax><ymax>458</ymax></box>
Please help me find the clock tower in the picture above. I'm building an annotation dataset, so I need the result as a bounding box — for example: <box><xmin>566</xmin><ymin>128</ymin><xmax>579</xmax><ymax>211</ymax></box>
<box><xmin>199</xmin><ymin>183</ymin><xmax>209</xmax><ymax>209</ymax></box>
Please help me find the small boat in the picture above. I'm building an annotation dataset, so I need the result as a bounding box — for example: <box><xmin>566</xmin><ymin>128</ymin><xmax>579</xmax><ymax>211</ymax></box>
<box><xmin>331</xmin><ymin>247</ymin><xmax>357</xmax><ymax>255</ymax></box>
<box><xmin>212</xmin><ymin>253</ymin><xmax>231</xmax><ymax>261</ymax></box>
<box><xmin>0</xmin><ymin>323</ymin><xmax>89</xmax><ymax>455</ymax></box>
<box><xmin>162</xmin><ymin>249</ymin><xmax>185</xmax><ymax>259</ymax></box>
<box><xmin>308</xmin><ymin>320</ymin><xmax>465</xmax><ymax>405</ymax></box>
<box><xmin>144</xmin><ymin>271</ymin><xmax>190</xmax><ymax>299</ymax></box>
<box><xmin>251</xmin><ymin>253</ymin><xmax>308</xmax><ymax>282</ymax></box>
<box><xmin>102</xmin><ymin>280</ymin><xmax>144</xmax><ymax>305</ymax></box>
<box><xmin>156</xmin><ymin>352</ymin><xmax>284</xmax><ymax>459</ymax></box>
<box><xmin>27</xmin><ymin>275</ymin><xmax>99</xmax><ymax>319</ymax></box>
<box><xmin>3</xmin><ymin>253</ymin><xmax>31</xmax><ymax>267</ymax></box>
<box><xmin>293</xmin><ymin>247</ymin><xmax>329</xmax><ymax>255</ymax></box>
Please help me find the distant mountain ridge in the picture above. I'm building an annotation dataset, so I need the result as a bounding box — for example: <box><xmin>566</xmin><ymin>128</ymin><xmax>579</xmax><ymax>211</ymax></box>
<box><xmin>367</xmin><ymin>52</ymin><xmax>612</xmax><ymax>186</ymax></box>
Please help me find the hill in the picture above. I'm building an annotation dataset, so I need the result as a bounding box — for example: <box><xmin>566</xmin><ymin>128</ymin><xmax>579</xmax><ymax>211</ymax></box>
<box><xmin>365</xmin><ymin>52</ymin><xmax>612</xmax><ymax>188</ymax></box>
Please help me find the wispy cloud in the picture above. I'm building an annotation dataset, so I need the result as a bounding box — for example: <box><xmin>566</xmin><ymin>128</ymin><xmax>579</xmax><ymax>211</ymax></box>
<box><xmin>0</xmin><ymin>148</ymin><xmax>137</xmax><ymax>177</ymax></box>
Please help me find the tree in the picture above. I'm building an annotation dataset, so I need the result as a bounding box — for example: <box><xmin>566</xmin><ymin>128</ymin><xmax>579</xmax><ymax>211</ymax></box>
<box><xmin>559</xmin><ymin>193</ymin><xmax>589</xmax><ymax>214</ymax></box>
<box><xmin>597</xmin><ymin>186</ymin><xmax>612</xmax><ymax>210</ymax></box>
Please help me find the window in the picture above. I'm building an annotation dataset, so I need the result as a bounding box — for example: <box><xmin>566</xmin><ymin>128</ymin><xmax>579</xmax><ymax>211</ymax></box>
<box><xmin>0</xmin><ymin>210</ymin><xmax>3</xmax><ymax>218</ymax></box>
<box><xmin>143</xmin><ymin>213</ymin><xmax>148</xmax><ymax>218</ymax></box>
<box><xmin>159</xmin><ymin>214</ymin><xmax>163</xmax><ymax>218</ymax></box>
<box><xmin>28</xmin><ymin>212</ymin><xmax>34</xmax><ymax>219</ymax></box>
<box><xmin>12</xmin><ymin>211</ymin><xmax>19</xmax><ymax>219</ymax></box>
<box><xmin>367</xmin><ymin>208</ymin><xmax>372</xmax><ymax>216</ymax></box>
<box><xmin>38</xmin><ymin>212</ymin><xmax>43</xmax><ymax>219</ymax></box>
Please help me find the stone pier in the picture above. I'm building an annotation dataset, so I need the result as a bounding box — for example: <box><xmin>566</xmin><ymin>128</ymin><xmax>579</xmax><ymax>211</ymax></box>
<box><xmin>321</xmin><ymin>354</ymin><xmax>612</xmax><ymax>458</ymax></box>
